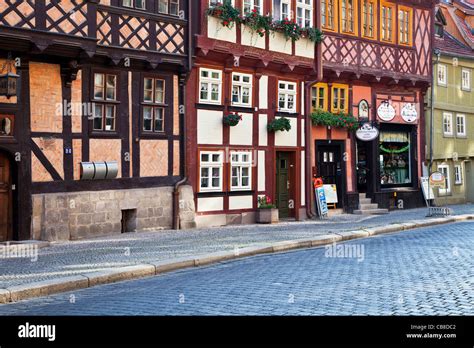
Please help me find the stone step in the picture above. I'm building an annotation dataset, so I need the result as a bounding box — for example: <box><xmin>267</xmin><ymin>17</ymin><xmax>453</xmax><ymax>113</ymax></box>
<box><xmin>359</xmin><ymin>193</ymin><xmax>367</xmax><ymax>199</ymax></box>
<box><xmin>353</xmin><ymin>209</ymin><xmax>390</xmax><ymax>215</ymax></box>
<box><xmin>358</xmin><ymin>203</ymin><xmax>379</xmax><ymax>210</ymax></box>
<box><xmin>359</xmin><ymin>198</ymin><xmax>372</xmax><ymax>205</ymax></box>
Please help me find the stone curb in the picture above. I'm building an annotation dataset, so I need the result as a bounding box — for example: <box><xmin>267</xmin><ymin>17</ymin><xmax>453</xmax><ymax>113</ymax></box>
<box><xmin>0</xmin><ymin>214</ymin><xmax>472</xmax><ymax>304</ymax></box>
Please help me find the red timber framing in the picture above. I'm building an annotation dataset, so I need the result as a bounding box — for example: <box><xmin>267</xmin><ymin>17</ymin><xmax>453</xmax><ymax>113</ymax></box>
<box><xmin>187</xmin><ymin>0</ymin><xmax>322</xmax><ymax>225</ymax></box>
<box><xmin>0</xmin><ymin>0</ymin><xmax>191</xmax><ymax>240</ymax></box>
<box><xmin>312</xmin><ymin>0</ymin><xmax>436</xmax><ymax>213</ymax></box>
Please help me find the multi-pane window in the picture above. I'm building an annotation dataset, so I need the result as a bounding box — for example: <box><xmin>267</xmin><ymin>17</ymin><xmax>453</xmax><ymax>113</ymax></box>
<box><xmin>231</xmin><ymin>73</ymin><xmax>252</xmax><ymax>107</ymax></box>
<box><xmin>231</xmin><ymin>152</ymin><xmax>252</xmax><ymax>190</ymax></box>
<box><xmin>462</xmin><ymin>68</ymin><xmax>471</xmax><ymax>91</ymax></box>
<box><xmin>159</xmin><ymin>0</ymin><xmax>179</xmax><ymax>15</ymax></box>
<box><xmin>93</xmin><ymin>73</ymin><xmax>117</xmax><ymax>131</ymax></box>
<box><xmin>200</xmin><ymin>152</ymin><xmax>223</xmax><ymax>192</ymax></box>
<box><xmin>398</xmin><ymin>7</ymin><xmax>412</xmax><ymax>45</ymax></box>
<box><xmin>273</xmin><ymin>0</ymin><xmax>291</xmax><ymax>21</ymax></box>
<box><xmin>311</xmin><ymin>83</ymin><xmax>328</xmax><ymax>111</ymax></box>
<box><xmin>341</xmin><ymin>0</ymin><xmax>357</xmax><ymax>34</ymax></box>
<box><xmin>122</xmin><ymin>0</ymin><xmax>145</xmax><ymax>9</ymax></box>
<box><xmin>438</xmin><ymin>64</ymin><xmax>447</xmax><ymax>86</ymax></box>
<box><xmin>455</xmin><ymin>165</ymin><xmax>463</xmax><ymax>185</ymax></box>
<box><xmin>438</xmin><ymin>165</ymin><xmax>451</xmax><ymax>195</ymax></box>
<box><xmin>143</xmin><ymin>78</ymin><xmax>165</xmax><ymax>132</ymax></box>
<box><xmin>296</xmin><ymin>0</ymin><xmax>313</xmax><ymax>28</ymax></box>
<box><xmin>321</xmin><ymin>0</ymin><xmax>336</xmax><ymax>30</ymax></box>
<box><xmin>443</xmin><ymin>112</ymin><xmax>453</xmax><ymax>136</ymax></box>
<box><xmin>243</xmin><ymin>0</ymin><xmax>262</xmax><ymax>15</ymax></box>
<box><xmin>199</xmin><ymin>68</ymin><xmax>222</xmax><ymax>104</ymax></box>
<box><xmin>381</xmin><ymin>1</ymin><xmax>394</xmax><ymax>43</ymax></box>
<box><xmin>456</xmin><ymin>114</ymin><xmax>466</xmax><ymax>137</ymax></box>
<box><xmin>331</xmin><ymin>84</ymin><xmax>348</xmax><ymax>113</ymax></box>
<box><xmin>278</xmin><ymin>81</ymin><xmax>297</xmax><ymax>113</ymax></box>
<box><xmin>362</xmin><ymin>0</ymin><xmax>376</xmax><ymax>39</ymax></box>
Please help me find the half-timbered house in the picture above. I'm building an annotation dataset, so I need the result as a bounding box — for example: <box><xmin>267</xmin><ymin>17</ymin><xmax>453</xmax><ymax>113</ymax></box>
<box><xmin>0</xmin><ymin>0</ymin><xmax>195</xmax><ymax>241</ymax></box>
<box><xmin>311</xmin><ymin>0</ymin><xmax>436</xmax><ymax>213</ymax></box>
<box><xmin>187</xmin><ymin>0</ymin><xmax>322</xmax><ymax>226</ymax></box>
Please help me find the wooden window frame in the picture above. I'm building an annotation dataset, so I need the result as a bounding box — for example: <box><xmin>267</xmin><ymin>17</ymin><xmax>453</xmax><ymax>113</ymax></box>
<box><xmin>199</xmin><ymin>151</ymin><xmax>224</xmax><ymax>192</ymax></box>
<box><xmin>398</xmin><ymin>5</ymin><xmax>413</xmax><ymax>46</ymax></box>
<box><xmin>0</xmin><ymin>114</ymin><xmax>14</xmax><ymax>137</ymax></box>
<box><xmin>158</xmin><ymin>0</ymin><xmax>180</xmax><ymax>16</ymax></box>
<box><xmin>311</xmin><ymin>83</ymin><xmax>328</xmax><ymax>112</ymax></box>
<box><xmin>321</xmin><ymin>0</ymin><xmax>338</xmax><ymax>32</ymax></box>
<box><xmin>331</xmin><ymin>84</ymin><xmax>349</xmax><ymax>113</ymax></box>
<box><xmin>340</xmin><ymin>0</ymin><xmax>358</xmax><ymax>36</ymax></box>
<box><xmin>142</xmin><ymin>77</ymin><xmax>166</xmax><ymax>133</ymax></box>
<box><xmin>199</xmin><ymin>68</ymin><xmax>223</xmax><ymax>105</ymax></box>
<box><xmin>361</xmin><ymin>0</ymin><xmax>377</xmax><ymax>40</ymax></box>
<box><xmin>122</xmin><ymin>0</ymin><xmax>146</xmax><ymax>10</ymax></box>
<box><xmin>231</xmin><ymin>72</ymin><xmax>253</xmax><ymax>107</ymax></box>
<box><xmin>230</xmin><ymin>151</ymin><xmax>253</xmax><ymax>191</ymax></box>
<box><xmin>380</xmin><ymin>0</ymin><xmax>396</xmax><ymax>44</ymax></box>
<box><xmin>92</xmin><ymin>72</ymin><xmax>118</xmax><ymax>133</ymax></box>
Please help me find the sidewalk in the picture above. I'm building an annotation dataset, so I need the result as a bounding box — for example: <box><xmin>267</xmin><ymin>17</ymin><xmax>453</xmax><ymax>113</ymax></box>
<box><xmin>1</xmin><ymin>204</ymin><xmax>473</xmax><ymax>303</ymax></box>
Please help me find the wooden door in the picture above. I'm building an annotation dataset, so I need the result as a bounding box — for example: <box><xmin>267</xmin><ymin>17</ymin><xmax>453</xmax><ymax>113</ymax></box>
<box><xmin>317</xmin><ymin>144</ymin><xmax>343</xmax><ymax>207</ymax></box>
<box><xmin>0</xmin><ymin>152</ymin><xmax>11</xmax><ymax>241</ymax></box>
<box><xmin>276</xmin><ymin>152</ymin><xmax>290</xmax><ymax>218</ymax></box>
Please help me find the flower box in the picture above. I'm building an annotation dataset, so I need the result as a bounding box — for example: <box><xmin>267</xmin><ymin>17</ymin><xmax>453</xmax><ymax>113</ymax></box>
<box><xmin>256</xmin><ymin>208</ymin><xmax>279</xmax><ymax>224</ymax></box>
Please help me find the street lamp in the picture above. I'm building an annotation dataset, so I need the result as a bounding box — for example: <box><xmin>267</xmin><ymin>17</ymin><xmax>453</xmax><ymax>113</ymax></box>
<box><xmin>0</xmin><ymin>53</ymin><xmax>19</xmax><ymax>99</ymax></box>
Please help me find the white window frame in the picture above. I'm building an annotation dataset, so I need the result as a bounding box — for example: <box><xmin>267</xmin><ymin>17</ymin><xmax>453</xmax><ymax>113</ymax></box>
<box><xmin>210</xmin><ymin>0</ymin><xmax>235</xmax><ymax>5</ymax></box>
<box><xmin>243</xmin><ymin>0</ymin><xmax>263</xmax><ymax>15</ymax></box>
<box><xmin>454</xmin><ymin>164</ymin><xmax>463</xmax><ymax>185</ymax></box>
<box><xmin>273</xmin><ymin>0</ymin><xmax>291</xmax><ymax>21</ymax></box>
<box><xmin>438</xmin><ymin>64</ymin><xmax>447</xmax><ymax>86</ymax></box>
<box><xmin>296</xmin><ymin>0</ymin><xmax>313</xmax><ymax>27</ymax></box>
<box><xmin>438</xmin><ymin>164</ymin><xmax>451</xmax><ymax>195</ymax></box>
<box><xmin>278</xmin><ymin>81</ymin><xmax>297</xmax><ymax>113</ymax></box>
<box><xmin>456</xmin><ymin>114</ymin><xmax>466</xmax><ymax>137</ymax></box>
<box><xmin>462</xmin><ymin>68</ymin><xmax>471</xmax><ymax>91</ymax></box>
<box><xmin>230</xmin><ymin>151</ymin><xmax>253</xmax><ymax>191</ymax></box>
<box><xmin>231</xmin><ymin>73</ymin><xmax>253</xmax><ymax>107</ymax></box>
<box><xmin>443</xmin><ymin>112</ymin><xmax>453</xmax><ymax>136</ymax></box>
<box><xmin>199</xmin><ymin>68</ymin><xmax>222</xmax><ymax>105</ymax></box>
<box><xmin>199</xmin><ymin>151</ymin><xmax>224</xmax><ymax>192</ymax></box>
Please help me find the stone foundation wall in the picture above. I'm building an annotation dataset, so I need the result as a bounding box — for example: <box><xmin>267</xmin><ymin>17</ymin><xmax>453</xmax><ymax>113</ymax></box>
<box><xmin>31</xmin><ymin>185</ymin><xmax>196</xmax><ymax>241</ymax></box>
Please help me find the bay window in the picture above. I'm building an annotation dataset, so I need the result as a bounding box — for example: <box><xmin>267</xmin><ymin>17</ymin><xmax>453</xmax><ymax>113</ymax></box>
<box><xmin>278</xmin><ymin>81</ymin><xmax>297</xmax><ymax>113</ymax></box>
<box><xmin>200</xmin><ymin>151</ymin><xmax>223</xmax><ymax>192</ymax></box>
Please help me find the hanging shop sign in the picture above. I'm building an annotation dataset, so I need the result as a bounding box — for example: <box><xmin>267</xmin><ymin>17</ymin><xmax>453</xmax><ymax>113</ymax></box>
<box><xmin>377</xmin><ymin>100</ymin><xmax>396</xmax><ymax>122</ymax></box>
<box><xmin>429</xmin><ymin>172</ymin><xmax>446</xmax><ymax>188</ymax></box>
<box><xmin>356</xmin><ymin>122</ymin><xmax>379</xmax><ymax>141</ymax></box>
<box><xmin>358</xmin><ymin>100</ymin><xmax>369</xmax><ymax>119</ymax></box>
<box><xmin>401</xmin><ymin>103</ymin><xmax>418</xmax><ymax>123</ymax></box>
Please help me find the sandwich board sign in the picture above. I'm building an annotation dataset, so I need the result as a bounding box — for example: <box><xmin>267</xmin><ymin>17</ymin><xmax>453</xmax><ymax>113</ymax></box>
<box><xmin>315</xmin><ymin>186</ymin><xmax>329</xmax><ymax>219</ymax></box>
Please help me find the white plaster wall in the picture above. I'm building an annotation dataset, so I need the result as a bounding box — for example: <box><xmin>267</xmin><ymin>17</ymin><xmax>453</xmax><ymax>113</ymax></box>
<box><xmin>197</xmin><ymin>109</ymin><xmax>223</xmax><ymax>145</ymax></box>
<box><xmin>230</xmin><ymin>113</ymin><xmax>253</xmax><ymax>145</ymax></box>
<box><xmin>229</xmin><ymin>195</ymin><xmax>253</xmax><ymax>210</ymax></box>
<box><xmin>274</xmin><ymin>117</ymin><xmax>298</xmax><ymax>147</ymax></box>
<box><xmin>259</xmin><ymin>75</ymin><xmax>268</xmax><ymax>109</ymax></box>
<box><xmin>295</xmin><ymin>38</ymin><xmax>315</xmax><ymax>59</ymax></box>
<box><xmin>301</xmin><ymin>119</ymin><xmax>305</xmax><ymax>146</ymax></box>
<box><xmin>241</xmin><ymin>26</ymin><xmax>265</xmax><ymax>49</ymax></box>
<box><xmin>269</xmin><ymin>32</ymin><xmax>292</xmax><ymax>55</ymax></box>
<box><xmin>301</xmin><ymin>152</ymin><xmax>306</xmax><ymax>206</ymax></box>
<box><xmin>197</xmin><ymin>197</ymin><xmax>224</xmax><ymax>212</ymax></box>
<box><xmin>207</xmin><ymin>16</ymin><xmax>236</xmax><ymax>43</ymax></box>
<box><xmin>258</xmin><ymin>114</ymin><xmax>268</xmax><ymax>146</ymax></box>
<box><xmin>258</xmin><ymin>150</ymin><xmax>265</xmax><ymax>192</ymax></box>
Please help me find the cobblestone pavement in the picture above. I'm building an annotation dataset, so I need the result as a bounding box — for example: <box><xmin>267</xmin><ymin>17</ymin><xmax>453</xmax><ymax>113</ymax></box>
<box><xmin>0</xmin><ymin>204</ymin><xmax>473</xmax><ymax>289</ymax></box>
<box><xmin>0</xmin><ymin>221</ymin><xmax>472</xmax><ymax>315</ymax></box>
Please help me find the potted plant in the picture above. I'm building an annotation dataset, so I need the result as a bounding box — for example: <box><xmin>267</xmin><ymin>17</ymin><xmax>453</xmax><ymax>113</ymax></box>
<box><xmin>267</xmin><ymin>117</ymin><xmax>291</xmax><ymax>132</ymax></box>
<box><xmin>256</xmin><ymin>195</ymin><xmax>279</xmax><ymax>224</ymax></box>
<box><xmin>310</xmin><ymin>109</ymin><xmax>359</xmax><ymax>131</ymax></box>
<box><xmin>206</xmin><ymin>0</ymin><xmax>241</xmax><ymax>28</ymax></box>
<box><xmin>223</xmin><ymin>113</ymin><xmax>242</xmax><ymax>126</ymax></box>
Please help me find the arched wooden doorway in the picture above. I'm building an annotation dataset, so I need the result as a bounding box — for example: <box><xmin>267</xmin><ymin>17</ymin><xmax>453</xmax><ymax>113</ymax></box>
<box><xmin>0</xmin><ymin>151</ymin><xmax>12</xmax><ymax>241</ymax></box>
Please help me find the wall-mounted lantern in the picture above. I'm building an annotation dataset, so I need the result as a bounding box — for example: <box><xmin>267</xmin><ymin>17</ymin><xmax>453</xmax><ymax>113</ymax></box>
<box><xmin>0</xmin><ymin>53</ymin><xmax>19</xmax><ymax>99</ymax></box>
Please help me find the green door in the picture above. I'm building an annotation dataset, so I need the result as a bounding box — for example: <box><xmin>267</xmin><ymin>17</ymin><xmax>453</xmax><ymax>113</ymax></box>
<box><xmin>276</xmin><ymin>152</ymin><xmax>290</xmax><ymax>218</ymax></box>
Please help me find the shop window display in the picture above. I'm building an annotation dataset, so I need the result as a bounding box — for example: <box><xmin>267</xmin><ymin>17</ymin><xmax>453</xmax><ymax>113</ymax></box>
<box><xmin>379</xmin><ymin>131</ymin><xmax>411</xmax><ymax>186</ymax></box>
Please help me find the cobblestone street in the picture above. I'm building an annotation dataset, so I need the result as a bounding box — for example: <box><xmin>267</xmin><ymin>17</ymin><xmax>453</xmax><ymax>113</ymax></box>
<box><xmin>1</xmin><ymin>220</ymin><xmax>473</xmax><ymax>315</ymax></box>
